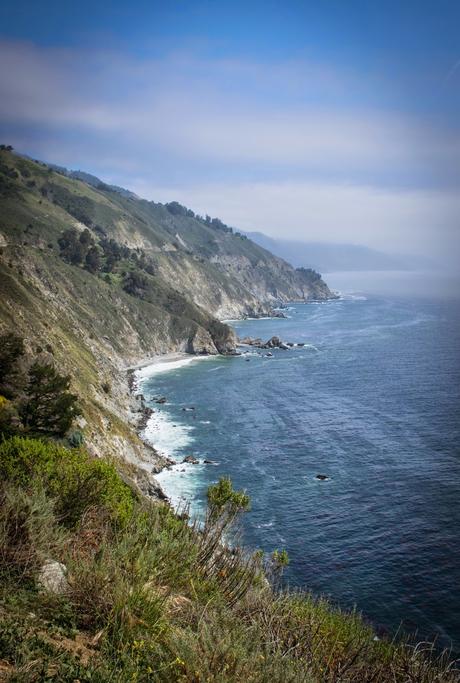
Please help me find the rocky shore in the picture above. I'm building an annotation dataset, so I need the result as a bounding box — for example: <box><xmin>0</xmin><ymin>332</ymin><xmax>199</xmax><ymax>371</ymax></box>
<box><xmin>239</xmin><ymin>335</ymin><xmax>307</xmax><ymax>350</ymax></box>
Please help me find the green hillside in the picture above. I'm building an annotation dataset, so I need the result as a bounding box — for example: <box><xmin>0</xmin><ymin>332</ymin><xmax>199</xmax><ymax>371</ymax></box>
<box><xmin>0</xmin><ymin>146</ymin><xmax>334</xmax><ymax>465</ymax></box>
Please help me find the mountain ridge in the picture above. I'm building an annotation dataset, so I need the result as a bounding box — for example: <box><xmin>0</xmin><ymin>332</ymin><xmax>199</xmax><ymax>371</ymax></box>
<box><xmin>244</xmin><ymin>230</ymin><xmax>414</xmax><ymax>272</ymax></box>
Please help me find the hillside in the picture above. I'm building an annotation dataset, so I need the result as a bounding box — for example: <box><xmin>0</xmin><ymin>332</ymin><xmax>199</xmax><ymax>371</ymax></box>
<box><xmin>0</xmin><ymin>147</ymin><xmax>334</xmax><ymax>476</ymax></box>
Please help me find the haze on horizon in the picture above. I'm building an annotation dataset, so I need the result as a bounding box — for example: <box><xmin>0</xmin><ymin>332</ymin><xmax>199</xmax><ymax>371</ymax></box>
<box><xmin>1</xmin><ymin>0</ymin><xmax>459</xmax><ymax>272</ymax></box>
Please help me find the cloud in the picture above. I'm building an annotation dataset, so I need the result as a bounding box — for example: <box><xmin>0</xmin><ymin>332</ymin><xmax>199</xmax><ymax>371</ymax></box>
<box><xmin>0</xmin><ymin>39</ymin><xmax>459</xmax><ymax>264</ymax></box>
<box><xmin>1</xmin><ymin>39</ymin><xmax>458</xmax><ymax>185</ymax></box>
<box><xmin>131</xmin><ymin>178</ymin><xmax>460</xmax><ymax>267</ymax></box>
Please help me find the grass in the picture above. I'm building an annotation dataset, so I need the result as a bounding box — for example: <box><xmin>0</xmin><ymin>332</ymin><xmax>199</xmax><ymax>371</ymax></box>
<box><xmin>0</xmin><ymin>436</ymin><xmax>458</xmax><ymax>682</ymax></box>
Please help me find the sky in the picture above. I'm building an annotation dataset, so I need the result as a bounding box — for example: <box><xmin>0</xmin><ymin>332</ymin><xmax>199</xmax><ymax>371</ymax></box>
<box><xmin>1</xmin><ymin>0</ymin><xmax>459</xmax><ymax>267</ymax></box>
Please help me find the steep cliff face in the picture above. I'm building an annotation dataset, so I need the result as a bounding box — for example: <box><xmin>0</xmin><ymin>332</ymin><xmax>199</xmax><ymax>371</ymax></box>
<box><xmin>0</xmin><ymin>148</ymin><xmax>335</xmax><ymax>469</ymax></box>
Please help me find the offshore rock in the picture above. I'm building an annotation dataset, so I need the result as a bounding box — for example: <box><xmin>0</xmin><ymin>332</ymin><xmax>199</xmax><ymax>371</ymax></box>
<box><xmin>238</xmin><ymin>335</ymin><xmax>291</xmax><ymax>350</ymax></box>
<box><xmin>183</xmin><ymin>455</ymin><xmax>200</xmax><ymax>464</ymax></box>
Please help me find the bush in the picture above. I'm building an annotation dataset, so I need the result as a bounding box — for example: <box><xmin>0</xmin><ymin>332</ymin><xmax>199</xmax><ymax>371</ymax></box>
<box><xmin>123</xmin><ymin>270</ymin><xmax>148</xmax><ymax>298</ymax></box>
<box><xmin>207</xmin><ymin>476</ymin><xmax>250</xmax><ymax>517</ymax></box>
<box><xmin>0</xmin><ymin>437</ymin><xmax>134</xmax><ymax>528</ymax></box>
<box><xmin>67</xmin><ymin>429</ymin><xmax>84</xmax><ymax>447</ymax></box>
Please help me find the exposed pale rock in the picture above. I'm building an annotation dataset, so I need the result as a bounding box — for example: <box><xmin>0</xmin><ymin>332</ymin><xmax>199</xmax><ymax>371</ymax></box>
<box><xmin>37</xmin><ymin>560</ymin><xmax>69</xmax><ymax>594</ymax></box>
<box><xmin>187</xmin><ymin>327</ymin><xmax>219</xmax><ymax>355</ymax></box>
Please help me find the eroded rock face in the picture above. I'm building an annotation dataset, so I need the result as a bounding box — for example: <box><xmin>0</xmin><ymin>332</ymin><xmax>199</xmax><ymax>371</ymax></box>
<box><xmin>37</xmin><ymin>561</ymin><xmax>69</xmax><ymax>594</ymax></box>
<box><xmin>187</xmin><ymin>327</ymin><xmax>219</xmax><ymax>355</ymax></box>
<box><xmin>213</xmin><ymin>326</ymin><xmax>238</xmax><ymax>354</ymax></box>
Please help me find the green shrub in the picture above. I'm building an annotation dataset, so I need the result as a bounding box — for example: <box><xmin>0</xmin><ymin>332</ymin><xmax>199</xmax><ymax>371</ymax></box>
<box><xmin>67</xmin><ymin>429</ymin><xmax>84</xmax><ymax>448</ymax></box>
<box><xmin>207</xmin><ymin>476</ymin><xmax>250</xmax><ymax>517</ymax></box>
<box><xmin>0</xmin><ymin>437</ymin><xmax>134</xmax><ymax>527</ymax></box>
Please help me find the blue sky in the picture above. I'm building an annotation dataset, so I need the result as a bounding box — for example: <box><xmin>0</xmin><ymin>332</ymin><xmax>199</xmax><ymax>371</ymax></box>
<box><xmin>1</xmin><ymin>1</ymin><xmax>459</xmax><ymax>263</ymax></box>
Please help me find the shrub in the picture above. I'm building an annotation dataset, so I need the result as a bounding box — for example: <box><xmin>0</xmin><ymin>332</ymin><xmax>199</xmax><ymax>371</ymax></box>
<box><xmin>0</xmin><ymin>437</ymin><xmax>134</xmax><ymax>527</ymax></box>
<box><xmin>123</xmin><ymin>270</ymin><xmax>148</xmax><ymax>298</ymax></box>
<box><xmin>207</xmin><ymin>476</ymin><xmax>250</xmax><ymax>518</ymax></box>
<box><xmin>67</xmin><ymin>429</ymin><xmax>84</xmax><ymax>448</ymax></box>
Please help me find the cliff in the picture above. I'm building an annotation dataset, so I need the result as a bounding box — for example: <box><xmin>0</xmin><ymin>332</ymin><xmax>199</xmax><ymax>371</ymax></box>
<box><xmin>0</xmin><ymin>147</ymin><xmax>334</xmax><ymax>473</ymax></box>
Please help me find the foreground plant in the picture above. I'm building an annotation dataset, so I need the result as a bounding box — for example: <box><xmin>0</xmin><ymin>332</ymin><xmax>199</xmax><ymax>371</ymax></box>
<box><xmin>0</xmin><ymin>436</ymin><xmax>458</xmax><ymax>682</ymax></box>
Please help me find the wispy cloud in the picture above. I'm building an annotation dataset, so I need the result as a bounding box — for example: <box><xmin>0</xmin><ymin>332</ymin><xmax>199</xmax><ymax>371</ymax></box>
<box><xmin>0</xmin><ymin>39</ymin><xmax>458</xmax><ymax>263</ymax></box>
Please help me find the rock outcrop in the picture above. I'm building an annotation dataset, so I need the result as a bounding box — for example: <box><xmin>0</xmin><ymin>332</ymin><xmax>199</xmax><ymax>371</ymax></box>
<box><xmin>187</xmin><ymin>327</ymin><xmax>219</xmax><ymax>355</ymax></box>
<box><xmin>37</xmin><ymin>561</ymin><xmax>69</xmax><ymax>594</ymax></box>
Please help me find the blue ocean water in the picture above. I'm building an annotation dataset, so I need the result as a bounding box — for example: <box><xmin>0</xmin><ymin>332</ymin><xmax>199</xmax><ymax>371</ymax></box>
<box><xmin>138</xmin><ymin>287</ymin><xmax>460</xmax><ymax>650</ymax></box>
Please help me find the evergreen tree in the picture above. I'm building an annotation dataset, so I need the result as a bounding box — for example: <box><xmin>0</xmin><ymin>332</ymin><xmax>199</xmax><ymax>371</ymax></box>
<box><xmin>85</xmin><ymin>245</ymin><xmax>101</xmax><ymax>273</ymax></box>
<box><xmin>58</xmin><ymin>228</ymin><xmax>87</xmax><ymax>265</ymax></box>
<box><xmin>21</xmin><ymin>362</ymin><xmax>80</xmax><ymax>436</ymax></box>
<box><xmin>0</xmin><ymin>332</ymin><xmax>25</xmax><ymax>398</ymax></box>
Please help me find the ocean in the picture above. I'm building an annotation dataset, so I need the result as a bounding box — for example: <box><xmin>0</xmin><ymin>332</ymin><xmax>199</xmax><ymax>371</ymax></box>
<box><xmin>136</xmin><ymin>274</ymin><xmax>460</xmax><ymax>651</ymax></box>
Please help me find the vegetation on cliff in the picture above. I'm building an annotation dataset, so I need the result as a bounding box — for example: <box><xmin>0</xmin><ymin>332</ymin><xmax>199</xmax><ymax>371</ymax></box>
<box><xmin>0</xmin><ymin>436</ymin><xmax>457</xmax><ymax>682</ymax></box>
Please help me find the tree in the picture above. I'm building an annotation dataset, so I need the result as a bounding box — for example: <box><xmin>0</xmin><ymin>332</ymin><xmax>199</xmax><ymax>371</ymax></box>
<box><xmin>0</xmin><ymin>395</ymin><xmax>20</xmax><ymax>436</ymax></box>
<box><xmin>79</xmin><ymin>228</ymin><xmax>93</xmax><ymax>247</ymax></box>
<box><xmin>0</xmin><ymin>332</ymin><xmax>25</xmax><ymax>398</ymax></box>
<box><xmin>58</xmin><ymin>228</ymin><xmax>86</xmax><ymax>265</ymax></box>
<box><xmin>122</xmin><ymin>270</ymin><xmax>148</xmax><ymax>298</ymax></box>
<box><xmin>85</xmin><ymin>245</ymin><xmax>101</xmax><ymax>274</ymax></box>
<box><xmin>21</xmin><ymin>362</ymin><xmax>80</xmax><ymax>436</ymax></box>
<box><xmin>296</xmin><ymin>266</ymin><xmax>321</xmax><ymax>282</ymax></box>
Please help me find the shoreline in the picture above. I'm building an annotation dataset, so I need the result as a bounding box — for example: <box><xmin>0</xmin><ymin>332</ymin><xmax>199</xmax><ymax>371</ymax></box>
<box><xmin>126</xmin><ymin>295</ymin><xmax>340</xmax><ymax>503</ymax></box>
<box><xmin>126</xmin><ymin>351</ymin><xmax>192</xmax><ymax>372</ymax></box>
<box><xmin>128</xmin><ymin>351</ymin><xmax>216</xmax><ymax>507</ymax></box>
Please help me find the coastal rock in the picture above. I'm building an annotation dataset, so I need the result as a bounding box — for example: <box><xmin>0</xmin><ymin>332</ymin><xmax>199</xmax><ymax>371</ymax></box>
<box><xmin>151</xmin><ymin>456</ymin><xmax>174</xmax><ymax>474</ymax></box>
<box><xmin>266</xmin><ymin>335</ymin><xmax>281</xmax><ymax>348</ymax></box>
<box><xmin>135</xmin><ymin>469</ymin><xmax>168</xmax><ymax>500</ymax></box>
<box><xmin>239</xmin><ymin>336</ymin><xmax>264</xmax><ymax>346</ymax></box>
<box><xmin>238</xmin><ymin>335</ymin><xmax>292</xmax><ymax>350</ymax></box>
<box><xmin>183</xmin><ymin>455</ymin><xmax>199</xmax><ymax>464</ymax></box>
<box><xmin>187</xmin><ymin>326</ymin><xmax>219</xmax><ymax>355</ymax></box>
<box><xmin>37</xmin><ymin>560</ymin><xmax>69</xmax><ymax>594</ymax></box>
<box><xmin>155</xmin><ymin>397</ymin><xmax>167</xmax><ymax>404</ymax></box>
<box><xmin>213</xmin><ymin>326</ymin><xmax>238</xmax><ymax>354</ymax></box>
<box><xmin>137</xmin><ymin>406</ymin><xmax>154</xmax><ymax>430</ymax></box>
